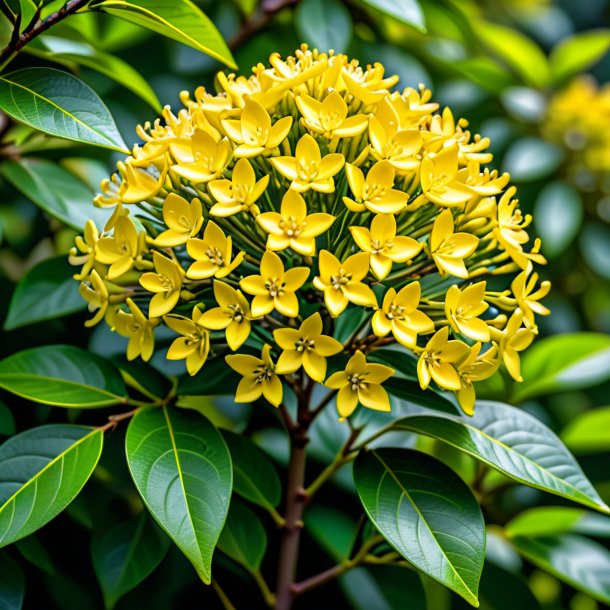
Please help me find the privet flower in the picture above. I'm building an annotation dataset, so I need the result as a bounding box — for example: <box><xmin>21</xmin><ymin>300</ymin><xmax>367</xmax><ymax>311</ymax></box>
<box><xmin>71</xmin><ymin>45</ymin><xmax>550</xmax><ymax>419</ymax></box>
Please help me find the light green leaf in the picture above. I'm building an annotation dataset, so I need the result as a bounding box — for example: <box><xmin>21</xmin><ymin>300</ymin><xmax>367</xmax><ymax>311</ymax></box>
<box><xmin>4</xmin><ymin>256</ymin><xmax>85</xmax><ymax>331</ymax></box>
<box><xmin>391</xmin><ymin>401</ymin><xmax>609</xmax><ymax>514</ymax></box>
<box><xmin>92</xmin><ymin>514</ymin><xmax>171</xmax><ymax>609</ymax></box>
<box><xmin>221</xmin><ymin>431</ymin><xmax>281</xmax><ymax>511</ymax></box>
<box><xmin>550</xmin><ymin>30</ymin><xmax>610</xmax><ymax>84</ymax></box>
<box><xmin>511</xmin><ymin>534</ymin><xmax>610</xmax><ymax>604</ymax></box>
<box><xmin>354</xmin><ymin>448</ymin><xmax>485</xmax><ymax>606</ymax></box>
<box><xmin>562</xmin><ymin>406</ymin><xmax>610</xmax><ymax>454</ymax></box>
<box><xmin>0</xmin><ymin>551</ymin><xmax>25</xmax><ymax>610</ymax></box>
<box><xmin>0</xmin><ymin>345</ymin><xmax>128</xmax><ymax>408</ymax></box>
<box><xmin>125</xmin><ymin>407</ymin><xmax>232</xmax><ymax>584</ymax></box>
<box><xmin>506</xmin><ymin>507</ymin><xmax>610</xmax><ymax>539</ymax></box>
<box><xmin>452</xmin><ymin>57</ymin><xmax>516</xmax><ymax>92</ymax></box>
<box><xmin>92</xmin><ymin>0</ymin><xmax>236</xmax><ymax>68</ymax></box>
<box><xmin>0</xmin><ymin>425</ymin><xmax>104</xmax><ymax>548</ymax></box>
<box><xmin>217</xmin><ymin>500</ymin><xmax>266</xmax><ymax>572</ymax></box>
<box><xmin>18</xmin><ymin>0</ymin><xmax>38</xmax><ymax>31</ymax></box>
<box><xmin>1</xmin><ymin>158</ymin><xmax>110</xmax><ymax>232</ymax></box>
<box><xmin>0</xmin><ymin>68</ymin><xmax>128</xmax><ymax>151</ymax></box>
<box><xmin>514</xmin><ymin>333</ymin><xmax>610</xmax><ymax>402</ymax></box>
<box><xmin>361</xmin><ymin>0</ymin><xmax>425</xmax><ymax>32</ymax></box>
<box><xmin>295</xmin><ymin>0</ymin><xmax>353</xmax><ymax>53</ymax></box>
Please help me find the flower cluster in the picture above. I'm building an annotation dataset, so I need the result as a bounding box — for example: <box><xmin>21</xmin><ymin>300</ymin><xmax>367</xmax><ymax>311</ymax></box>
<box><xmin>70</xmin><ymin>45</ymin><xmax>550</xmax><ymax>419</ymax></box>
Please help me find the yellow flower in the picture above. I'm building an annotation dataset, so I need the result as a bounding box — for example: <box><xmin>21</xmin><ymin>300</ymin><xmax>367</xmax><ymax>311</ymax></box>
<box><xmin>164</xmin><ymin>305</ymin><xmax>210</xmax><ymax>376</ymax></box>
<box><xmin>139</xmin><ymin>251</ymin><xmax>185</xmax><ymax>317</ymax></box>
<box><xmin>273</xmin><ymin>313</ymin><xmax>343</xmax><ymax>382</ymax></box>
<box><xmin>240</xmin><ymin>251</ymin><xmax>309</xmax><ymax>318</ymax></box>
<box><xmin>79</xmin><ymin>269</ymin><xmax>110</xmax><ymax>327</ymax></box>
<box><xmin>350</xmin><ymin>214</ymin><xmax>422</xmax><ymax>279</ymax></box>
<box><xmin>494</xmin><ymin>309</ymin><xmax>534</xmax><ymax>382</ymax></box>
<box><xmin>325</xmin><ymin>350</ymin><xmax>394</xmax><ymax>420</ymax></box>
<box><xmin>199</xmin><ymin>280</ymin><xmax>252</xmax><ymax>350</ymax></box>
<box><xmin>270</xmin><ymin>134</ymin><xmax>345</xmax><ymax>193</ymax></box>
<box><xmin>117</xmin><ymin>156</ymin><xmax>167</xmax><ymax>204</ymax></box>
<box><xmin>420</xmin><ymin>144</ymin><xmax>473</xmax><ymax>207</ymax></box>
<box><xmin>256</xmin><ymin>190</ymin><xmax>334</xmax><ymax>255</ymax></box>
<box><xmin>417</xmin><ymin>326</ymin><xmax>470</xmax><ymax>391</ymax></box>
<box><xmin>154</xmin><ymin>194</ymin><xmax>204</xmax><ymax>247</ymax></box>
<box><xmin>222</xmin><ymin>96</ymin><xmax>293</xmax><ymax>157</ymax></box>
<box><xmin>456</xmin><ymin>343</ymin><xmax>499</xmax><ymax>415</ymax></box>
<box><xmin>171</xmin><ymin>129</ymin><xmax>231</xmax><ymax>183</ymax></box>
<box><xmin>444</xmin><ymin>282</ymin><xmax>490</xmax><ymax>342</ymax></box>
<box><xmin>96</xmin><ymin>215</ymin><xmax>146</xmax><ymax>280</ymax></box>
<box><xmin>511</xmin><ymin>267</ymin><xmax>551</xmax><ymax>329</ymax></box>
<box><xmin>313</xmin><ymin>250</ymin><xmax>377</xmax><ymax>317</ymax></box>
<box><xmin>186</xmin><ymin>220</ymin><xmax>245</xmax><ymax>279</ymax></box>
<box><xmin>114</xmin><ymin>298</ymin><xmax>160</xmax><ymax>361</ymax></box>
<box><xmin>429</xmin><ymin>209</ymin><xmax>479</xmax><ymax>278</ymax></box>
<box><xmin>295</xmin><ymin>91</ymin><xmax>368</xmax><ymax>138</ymax></box>
<box><xmin>69</xmin><ymin>219</ymin><xmax>99</xmax><ymax>280</ymax></box>
<box><xmin>343</xmin><ymin>161</ymin><xmax>409</xmax><ymax>214</ymax></box>
<box><xmin>208</xmin><ymin>158</ymin><xmax>269</xmax><ymax>217</ymax></box>
<box><xmin>372</xmin><ymin>282</ymin><xmax>434</xmax><ymax>348</ymax></box>
<box><xmin>226</xmin><ymin>344</ymin><xmax>283</xmax><ymax>407</ymax></box>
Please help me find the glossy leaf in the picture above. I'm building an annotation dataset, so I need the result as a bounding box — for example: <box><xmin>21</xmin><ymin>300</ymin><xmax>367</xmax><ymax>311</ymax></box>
<box><xmin>0</xmin><ymin>68</ymin><xmax>128</xmax><ymax>151</ymax></box>
<box><xmin>0</xmin><ymin>425</ymin><xmax>104</xmax><ymax>548</ymax></box>
<box><xmin>217</xmin><ymin>500</ymin><xmax>266</xmax><ymax>572</ymax></box>
<box><xmin>1</xmin><ymin>158</ymin><xmax>110</xmax><ymax>232</ymax></box>
<box><xmin>362</xmin><ymin>0</ymin><xmax>425</xmax><ymax>32</ymax></box>
<box><xmin>4</xmin><ymin>256</ymin><xmax>85</xmax><ymax>331</ymax></box>
<box><xmin>511</xmin><ymin>534</ymin><xmax>610</xmax><ymax>604</ymax></box>
<box><xmin>177</xmin><ymin>357</ymin><xmax>238</xmax><ymax>396</ymax></box>
<box><xmin>221</xmin><ymin>431</ymin><xmax>281</xmax><ymax>511</ymax></box>
<box><xmin>550</xmin><ymin>30</ymin><xmax>610</xmax><ymax>84</ymax></box>
<box><xmin>562</xmin><ymin>406</ymin><xmax>610</xmax><ymax>454</ymax></box>
<box><xmin>0</xmin><ymin>552</ymin><xmax>25</xmax><ymax>610</ymax></box>
<box><xmin>92</xmin><ymin>515</ymin><xmax>171</xmax><ymax>609</ymax></box>
<box><xmin>295</xmin><ymin>0</ymin><xmax>353</xmax><ymax>54</ymax></box>
<box><xmin>506</xmin><ymin>507</ymin><xmax>610</xmax><ymax>539</ymax></box>
<box><xmin>92</xmin><ymin>0</ymin><xmax>236</xmax><ymax>68</ymax></box>
<box><xmin>0</xmin><ymin>345</ymin><xmax>128</xmax><ymax>408</ymax></box>
<box><xmin>514</xmin><ymin>333</ymin><xmax>610</xmax><ymax>402</ymax></box>
<box><xmin>354</xmin><ymin>448</ymin><xmax>485</xmax><ymax>606</ymax></box>
<box><xmin>391</xmin><ymin>401</ymin><xmax>609</xmax><ymax>513</ymax></box>
<box><xmin>125</xmin><ymin>407</ymin><xmax>232</xmax><ymax>584</ymax></box>
<box><xmin>117</xmin><ymin>358</ymin><xmax>172</xmax><ymax>403</ymax></box>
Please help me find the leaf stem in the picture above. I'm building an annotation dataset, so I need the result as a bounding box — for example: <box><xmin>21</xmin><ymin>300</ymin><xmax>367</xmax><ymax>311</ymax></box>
<box><xmin>252</xmin><ymin>569</ymin><xmax>276</xmax><ymax>607</ymax></box>
<box><xmin>212</xmin><ymin>580</ymin><xmax>237</xmax><ymax>610</ymax></box>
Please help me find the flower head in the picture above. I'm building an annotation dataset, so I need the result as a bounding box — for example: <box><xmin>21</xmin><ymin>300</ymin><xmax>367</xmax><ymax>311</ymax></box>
<box><xmin>96</xmin><ymin>215</ymin><xmax>147</xmax><ymax>280</ymax></box>
<box><xmin>164</xmin><ymin>305</ymin><xmax>210</xmax><ymax>375</ymax></box>
<box><xmin>154</xmin><ymin>194</ymin><xmax>203</xmax><ymax>247</ymax></box>
<box><xmin>429</xmin><ymin>209</ymin><xmax>478</xmax><ymax>278</ymax></box>
<box><xmin>444</xmin><ymin>282</ymin><xmax>490</xmax><ymax>342</ymax></box>
<box><xmin>114</xmin><ymin>298</ymin><xmax>160</xmax><ymax>361</ymax></box>
<box><xmin>139</xmin><ymin>251</ymin><xmax>185</xmax><ymax>318</ymax></box>
<box><xmin>417</xmin><ymin>327</ymin><xmax>470</xmax><ymax>391</ymax></box>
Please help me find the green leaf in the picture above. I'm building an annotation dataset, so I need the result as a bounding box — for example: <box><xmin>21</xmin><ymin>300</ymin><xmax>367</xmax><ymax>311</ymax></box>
<box><xmin>361</xmin><ymin>0</ymin><xmax>425</xmax><ymax>32</ymax></box>
<box><xmin>0</xmin><ymin>345</ymin><xmax>128</xmax><ymax>408</ymax></box>
<box><xmin>116</xmin><ymin>358</ymin><xmax>172</xmax><ymax>403</ymax></box>
<box><xmin>30</xmin><ymin>35</ymin><xmax>161</xmax><ymax>113</ymax></box>
<box><xmin>0</xmin><ymin>425</ymin><xmax>104</xmax><ymax>548</ymax></box>
<box><xmin>177</xmin><ymin>357</ymin><xmax>238</xmax><ymax>396</ymax></box>
<box><xmin>562</xmin><ymin>406</ymin><xmax>610</xmax><ymax>454</ymax></box>
<box><xmin>92</xmin><ymin>514</ymin><xmax>171</xmax><ymax>609</ymax></box>
<box><xmin>391</xmin><ymin>401</ymin><xmax>609</xmax><ymax>514</ymax></box>
<box><xmin>217</xmin><ymin>500</ymin><xmax>266</xmax><ymax>572</ymax></box>
<box><xmin>0</xmin><ymin>401</ymin><xmax>15</xmax><ymax>437</ymax></box>
<box><xmin>550</xmin><ymin>30</ymin><xmax>610</xmax><ymax>84</ymax></box>
<box><xmin>0</xmin><ymin>68</ymin><xmax>128</xmax><ymax>151</ymax></box>
<box><xmin>0</xmin><ymin>551</ymin><xmax>25</xmax><ymax>610</ymax></box>
<box><xmin>502</xmin><ymin>137</ymin><xmax>563</xmax><ymax>182</ymax></box>
<box><xmin>18</xmin><ymin>0</ymin><xmax>38</xmax><ymax>31</ymax></box>
<box><xmin>511</xmin><ymin>534</ymin><xmax>610</xmax><ymax>604</ymax></box>
<box><xmin>125</xmin><ymin>407</ymin><xmax>232</xmax><ymax>584</ymax></box>
<box><xmin>306</xmin><ymin>505</ymin><xmax>357</xmax><ymax>562</ymax></box>
<box><xmin>0</xmin><ymin>158</ymin><xmax>110</xmax><ymax>232</ymax></box>
<box><xmin>4</xmin><ymin>256</ymin><xmax>85</xmax><ymax>331</ymax></box>
<box><xmin>478</xmin><ymin>562</ymin><xmax>541</xmax><ymax>610</ymax></box>
<box><xmin>92</xmin><ymin>0</ymin><xmax>236</xmax><ymax>68</ymax></box>
<box><xmin>514</xmin><ymin>333</ymin><xmax>610</xmax><ymax>402</ymax></box>
<box><xmin>15</xmin><ymin>535</ymin><xmax>55</xmax><ymax>574</ymax></box>
<box><xmin>473</xmin><ymin>21</ymin><xmax>550</xmax><ymax>87</ymax></box>
<box><xmin>295</xmin><ymin>0</ymin><xmax>353</xmax><ymax>53</ymax></box>
<box><xmin>221</xmin><ymin>431</ymin><xmax>281</xmax><ymax>512</ymax></box>
<box><xmin>354</xmin><ymin>448</ymin><xmax>485</xmax><ymax>606</ymax></box>
<box><xmin>506</xmin><ymin>507</ymin><xmax>610</xmax><ymax>539</ymax></box>
<box><xmin>452</xmin><ymin>57</ymin><xmax>516</xmax><ymax>92</ymax></box>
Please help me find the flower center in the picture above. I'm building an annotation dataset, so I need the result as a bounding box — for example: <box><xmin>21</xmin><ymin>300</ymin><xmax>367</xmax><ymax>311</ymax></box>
<box><xmin>386</xmin><ymin>303</ymin><xmax>406</xmax><ymax>321</ymax></box>
<box><xmin>253</xmin><ymin>365</ymin><xmax>273</xmax><ymax>384</ymax></box>
<box><xmin>370</xmin><ymin>238</ymin><xmax>392</xmax><ymax>255</ymax></box>
<box><xmin>205</xmin><ymin>246</ymin><xmax>225</xmax><ymax>267</ymax></box>
<box><xmin>348</xmin><ymin>373</ymin><xmax>367</xmax><ymax>391</ymax></box>
<box><xmin>265</xmin><ymin>277</ymin><xmax>285</xmax><ymax>298</ymax></box>
<box><xmin>280</xmin><ymin>215</ymin><xmax>304</xmax><ymax>238</ymax></box>
<box><xmin>297</xmin><ymin>159</ymin><xmax>319</xmax><ymax>181</ymax></box>
<box><xmin>227</xmin><ymin>303</ymin><xmax>244</xmax><ymax>322</ymax></box>
<box><xmin>330</xmin><ymin>269</ymin><xmax>352</xmax><ymax>290</ymax></box>
<box><xmin>295</xmin><ymin>337</ymin><xmax>316</xmax><ymax>352</ymax></box>
<box><xmin>363</xmin><ymin>182</ymin><xmax>389</xmax><ymax>201</ymax></box>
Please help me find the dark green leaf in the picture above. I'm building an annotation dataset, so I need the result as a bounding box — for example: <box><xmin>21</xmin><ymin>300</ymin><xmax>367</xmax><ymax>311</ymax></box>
<box><xmin>511</xmin><ymin>534</ymin><xmax>610</xmax><ymax>604</ymax></box>
<box><xmin>505</xmin><ymin>507</ymin><xmax>610</xmax><ymax>539</ymax></box>
<box><xmin>221</xmin><ymin>431</ymin><xmax>281</xmax><ymax>512</ymax></box>
<box><xmin>0</xmin><ymin>552</ymin><xmax>25</xmax><ymax>610</ymax></box>
<box><xmin>0</xmin><ymin>345</ymin><xmax>128</xmax><ymax>408</ymax></box>
<box><xmin>116</xmin><ymin>358</ymin><xmax>172</xmax><ymax>403</ymax></box>
<box><xmin>217</xmin><ymin>500</ymin><xmax>266</xmax><ymax>571</ymax></box>
<box><xmin>15</xmin><ymin>535</ymin><xmax>55</xmax><ymax>574</ymax></box>
<box><xmin>92</xmin><ymin>0</ymin><xmax>236</xmax><ymax>68</ymax></box>
<box><xmin>561</xmin><ymin>406</ymin><xmax>610</xmax><ymax>454</ymax></box>
<box><xmin>305</xmin><ymin>505</ymin><xmax>356</xmax><ymax>562</ymax></box>
<box><xmin>125</xmin><ymin>407</ymin><xmax>232</xmax><ymax>584</ymax></box>
<box><xmin>92</xmin><ymin>514</ymin><xmax>171</xmax><ymax>609</ymax></box>
<box><xmin>0</xmin><ymin>401</ymin><xmax>15</xmax><ymax>437</ymax></box>
<box><xmin>4</xmin><ymin>256</ymin><xmax>85</xmax><ymax>331</ymax></box>
<box><xmin>0</xmin><ymin>68</ymin><xmax>128</xmax><ymax>151</ymax></box>
<box><xmin>361</xmin><ymin>0</ymin><xmax>425</xmax><ymax>31</ymax></box>
<box><xmin>177</xmin><ymin>357</ymin><xmax>238</xmax><ymax>396</ymax></box>
<box><xmin>295</xmin><ymin>0</ymin><xmax>353</xmax><ymax>53</ymax></box>
<box><xmin>0</xmin><ymin>425</ymin><xmax>103</xmax><ymax>547</ymax></box>
<box><xmin>391</xmin><ymin>401</ymin><xmax>609</xmax><ymax>513</ymax></box>
<box><xmin>354</xmin><ymin>448</ymin><xmax>485</xmax><ymax>606</ymax></box>
<box><xmin>550</xmin><ymin>30</ymin><xmax>610</xmax><ymax>84</ymax></box>
<box><xmin>478</xmin><ymin>562</ymin><xmax>541</xmax><ymax>610</ymax></box>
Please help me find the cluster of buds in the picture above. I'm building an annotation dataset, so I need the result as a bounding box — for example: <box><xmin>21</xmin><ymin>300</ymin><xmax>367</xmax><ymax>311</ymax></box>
<box><xmin>70</xmin><ymin>44</ymin><xmax>550</xmax><ymax>419</ymax></box>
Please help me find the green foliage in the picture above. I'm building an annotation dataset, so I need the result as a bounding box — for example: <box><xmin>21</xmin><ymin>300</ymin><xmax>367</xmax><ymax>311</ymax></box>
<box><xmin>0</xmin><ymin>552</ymin><xmax>25</xmax><ymax>610</ymax></box>
<box><xmin>295</xmin><ymin>0</ymin><xmax>353</xmax><ymax>55</ymax></box>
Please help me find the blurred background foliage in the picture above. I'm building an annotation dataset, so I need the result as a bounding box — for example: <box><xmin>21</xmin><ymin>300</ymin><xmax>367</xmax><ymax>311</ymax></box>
<box><xmin>1</xmin><ymin>0</ymin><xmax>610</xmax><ymax>609</ymax></box>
